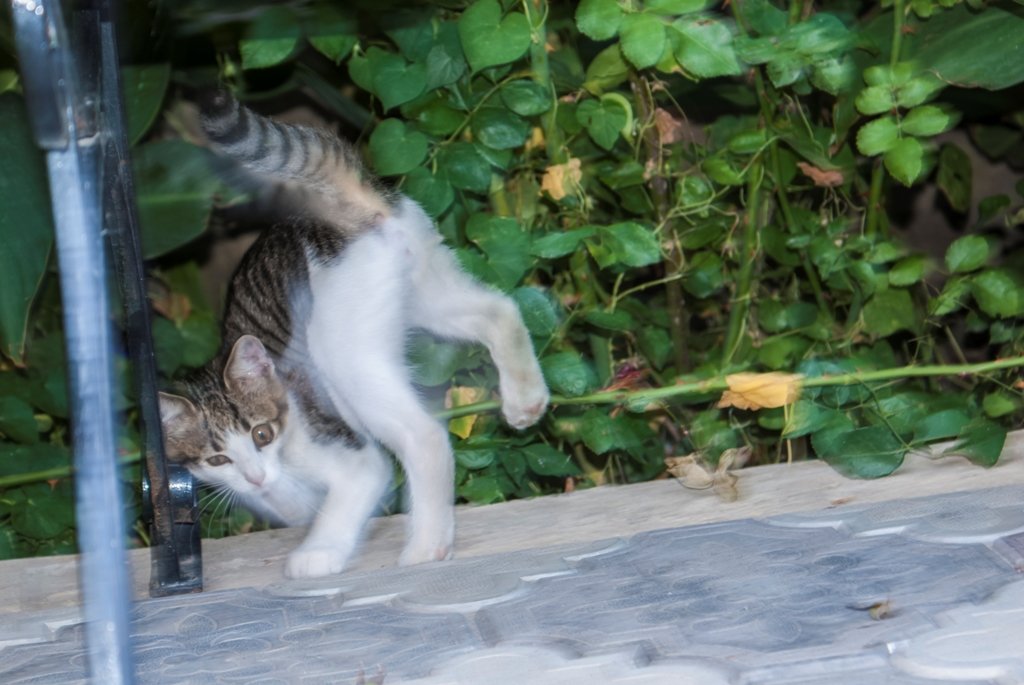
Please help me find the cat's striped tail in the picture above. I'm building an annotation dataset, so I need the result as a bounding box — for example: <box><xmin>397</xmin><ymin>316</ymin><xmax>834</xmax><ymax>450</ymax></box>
<box><xmin>198</xmin><ymin>89</ymin><xmax>394</xmax><ymax>227</ymax></box>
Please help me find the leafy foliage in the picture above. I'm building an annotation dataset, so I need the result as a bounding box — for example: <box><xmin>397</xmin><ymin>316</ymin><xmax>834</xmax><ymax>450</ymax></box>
<box><xmin>1</xmin><ymin>0</ymin><xmax>1023</xmax><ymax>558</ymax></box>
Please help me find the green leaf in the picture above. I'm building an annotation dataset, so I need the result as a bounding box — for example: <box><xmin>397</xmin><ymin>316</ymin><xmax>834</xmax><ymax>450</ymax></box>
<box><xmin>683</xmin><ymin>251</ymin><xmax>724</xmax><ymax>298</ymax></box>
<box><xmin>884</xmin><ymin>136</ymin><xmax>926</xmax><ymax>187</ymax></box>
<box><xmin>305</xmin><ymin>5</ymin><xmax>358</xmax><ymax>63</ymax></box>
<box><xmin>372</xmin><ymin>52</ymin><xmax>427</xmax><ymax>111</ymax></box>
<box><xmin>522</xmin><ymin>443</ymin><xmax>581</xmax><ymax>476</ymax></box>
<box><xmin>472</xmin><ymin>108</ymin><xmax>530</xmax><ymax>150</ymax></box>
<box><xmin>406</xmin><ymin>94</ymin><xmax>464</xmax><ymax>136</ymax></box>
<box><xmin>513</xmin><ymin>287</ymin><xmax>559</xmax><ymax>338</ymax></box>
<box><xmin>620</xmin><ymin>13</ymin><xmax>668</xmax><ymax>69</ymax></box>
<box><xmin>810</xmin><ymin>56</ymin><xmax>855</xmax><ymax>95</ymax></box>
<box><xmin>576</xmin><ymin>98</ymin><xmax>628</xmax><ymax>150</ymax></box>
<box><xmin>946</xmin><ymin>417</ymin><xmax>1006</xmax><ymax>467</ymax></box>
<box><xmin>646</xmin><ymin>0</ymin><xmax>710</xmax><ymax>13</ymax></box>
<box><xmin>178</xmin><ymin>312</ymin><xmax>220</xmax><ymax>369</ymax></box>
<box><xmin>455</xmin><ymin>447</ymin><xmax>497</xmax><ymax>470</ymax></box>
<box><xmin>576</xmin><ymin>0</ymin><xmax>624</xmax><ymax>40</ymax></box>
<box><xmin>403</xmin><ymin>167</ymin><xmax>454</xmax><ymax>217</ymax></box>
<box><xmin>541</xmin><ymin>351</ymin><xmax>598</xmax><ymax>397</ymax></box>
<box><xmin>740</xmin><ymin>0</ymin><xmax>788</xmax><ymax>34</ymax></box>
<box><xmin>888</xmin><ymin>255</ymin><xmax>927</xmax><ymax>287</ymax></box>
<box><xmin>894</xmin><ymin>74</ymin><xmax>945</xmax><ymax>108</ymax></box>
<box><xmin>0</xmin><ymin>395</ymin><xmax>38</xmax><ymax>444</ymax></box>
<box><xmin>465</xmin><ymin>214</ymin><xmax>533</xmax><ymax>290</ymax></box>
<box><xmin>588</xmin><ymin>222</ymin><xmax>662</xmax><ymax>268</ymax></box>
<box><xmin>912</xmin><ymin>408</ymin><xmax>972</xmax><ymax>444</ymax></box>
<box><xmin>901</xmin><ymin>104</ymin><xmax>960</xmax><ymax>138</ymax></box>
<box><xmin>501</xmin><ymin>80</ymin><xmax>552</xmax><ymax>117</ymax></box>
<box><xmin>937</xmin><ymin>143</ymin><xmax>972</xmax><ymax>214</ymax></box>
<box><xmin>239</xmin><ymin>7</ymin><xmax>301</xmax><ymax>70</ymax></box>
<box><xmin>369</xmin><ymin>119</ymin><xmax>429</xmax><ymax>176</ymax></box>
<box><xmin>971</xmin><ymin>268</ymin><xmax>1024</xmax><ymax>318</ymax></box>
<box><xmin>425</xmin><ymin>27</ymin><xmax>468</xmax><ymax>90</ymax></box>
<box><xmin>408</xmin><ymin>334</ymin><xmax>469</xmax><ymax>386</ymax></box>
<box><xmin>531</xmin><ymin>227</ymin><xmax>597</xmax><ymax>258</ymax></box>
<box><xmin>0</xmin><ymin>94</ymin><xmax>53</xmax><ymax>365</ymax></box>
<box><xmin>856</xmin><ymin>116</ymin><xmax>899</xmax><ymax>156</ymax></box>
<box><xmin>121</xmin><ymin>63</ymin><xmax>170</xmax><ymax>145</ymax></box>
<box><xmin>134</xmin><ymin>140</ymin><xmax>222</xmax><ymax>259</ymax></box>
<box><xmin>855</xmin><ymin>85</ymin><xmax>896</xmax><ymax>116</ymax></box>
<box><xmin>458</xmin><ymin>474</ymin><xmax>506</xmax><ymax>503</ymax></box>
<box><xmin>945</xmin><ymin>235</ymin><xmax>988</xmax><ymax>274</ymax></box>
<box><xmin>437</xmin><ymin>142</ymin><xmax>492</xmax><ymax>193</ymax></box>
<box><xmin>671</xmin><ymin>17</ymin><xmax>743</xmax><ymax>78</ymax></box>
<box><xmin>0</xmin><ymin>442</ymin><xmax>69</xmax><ymax>478</ymax></box>
<box><xmin>911</xmin><ymin>3</ymin><xmax>1024</xmax><ymax>90</ymax></box>
<box><xmin>382</xmin><ymin>9</ymin><xmax>437</xmax><ymax>61</ymax></box>
<box><xmin>9</xmin><ymin>482</ymin><xmax>75</xmax><ymax>540</ymax></box>
<box><xmin>580</xmin><ymin>409</ymin><xmax>650</xmax><ymax>455</ymax></box>
<box><xmin>584</xmin><ymin>308</ymin><xmax>636</xmax><ymax>331</ymax></box>
<box><xmin>638</xmin><ymin>326</ymin><xmax>673</xmax><ymax>369</ymax></box>
<box><xmin>784</xmin><ymin>400</ymin><xmax>847</xmax><ymax>439</ymax></box>
<box><xmin>982</xmin><ymin>392</ymin><xmax>1019</xmax><ymax>418</ymax></box>
<box><xmin>862</xmin><ymin>288</ymin><xmax>915</xmax><ymax>336</ymax></box>
<box><xmin>458</xmin><ymin>0</ymin><xmax>532</xmax><ymax>72</ymax></box>
<box><xmin>929</xmin><ymin>275</ymin><xmax>971</xmax><ymax>316</ymax></box>
<box><xmin>813</xmin><ymin>424</ymin><xmax>906</xmax><ymax>478</ymax></box>
<box><xmin>583</xmin><ymin>45</ymin><xmax>631</xmax><ymax>94</ymax></box>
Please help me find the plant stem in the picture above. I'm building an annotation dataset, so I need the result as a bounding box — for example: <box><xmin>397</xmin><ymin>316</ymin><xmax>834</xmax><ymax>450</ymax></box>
<box><xmin>437</xmin><ymin>356</ymin><xmax>1024</xmax><ymax>420</ymax></box>
<box><xmin>865</xmin><ymin>160</ymin><xmax>886</xmax><ymax>238</ymax></box>
<box><xmin>0</xmin><ymin>453</ymin><xmax>141</xmax><ymax>490</ymax></box>
<box><xmin>722</xmin><ymin>159</ymin><xmax>764</xmax><ymax>366</ymax></box>
<box><xmin>630</xmin><ymin>72</ymin><xmax>689</xmax><ymax>373</ymax></box>
<box><xmin>6</xmin><ymin>357</ymin><xmax>1023</xmax><ymax>489</ymax></box>
<box><xmin>526</xmin><ymin>0</ymin><xmax>565</xmax><ymax>163</ymax></box>
<box><xmin>890</xmin><ymin>0</ymin><xmax>906</xmax><ymax>67</ymax></box>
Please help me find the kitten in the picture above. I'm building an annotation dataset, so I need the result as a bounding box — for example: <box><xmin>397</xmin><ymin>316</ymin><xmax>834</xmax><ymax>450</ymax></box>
<box><xmin>158</xmin><ymin>91</ymin><xmax>549</xmax><ymax>579</ymax></box>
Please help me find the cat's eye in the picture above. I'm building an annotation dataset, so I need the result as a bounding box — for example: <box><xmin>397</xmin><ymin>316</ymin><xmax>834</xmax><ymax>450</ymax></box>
<box><xmin>251</xmin><ymin>423</ymin><xmax>274</xmax><ymax>448</ymax></box>
<box><xmin>206</xmin><ymin>454</ymin><xmax>232</xmax><ymax>467</ymax></box>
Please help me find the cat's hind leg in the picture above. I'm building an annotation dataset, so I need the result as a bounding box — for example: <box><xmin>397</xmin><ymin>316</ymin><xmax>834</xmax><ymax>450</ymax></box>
<box><xmin>407</xmin><ymin>237</ymin><xmax>549</xmax><ymax>430</ymax></box>
<box><xmin>307</xmin><ymin>234</ymin><xmax>455</xmax><ymax>566</ymax></box>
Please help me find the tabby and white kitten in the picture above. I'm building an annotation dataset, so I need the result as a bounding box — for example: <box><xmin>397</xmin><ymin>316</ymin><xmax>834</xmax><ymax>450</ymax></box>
<box><xmin>158</xmin><ymin>91</ymin><xmax>549</xmax><ymax>579</ymax></box>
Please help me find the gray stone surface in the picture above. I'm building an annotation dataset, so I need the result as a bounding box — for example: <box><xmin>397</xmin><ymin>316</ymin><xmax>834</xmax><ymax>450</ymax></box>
<box><xmin>3</xmin><ymin>485</ymin><xmax>1024</xmax><ymax>684</ymax></box>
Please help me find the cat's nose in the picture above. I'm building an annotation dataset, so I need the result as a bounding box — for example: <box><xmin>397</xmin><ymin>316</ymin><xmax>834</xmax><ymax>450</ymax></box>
<box><xmin>245</xmin><ymin>472</ymin><xmax>265</xmax><ymax>487</ymax></box>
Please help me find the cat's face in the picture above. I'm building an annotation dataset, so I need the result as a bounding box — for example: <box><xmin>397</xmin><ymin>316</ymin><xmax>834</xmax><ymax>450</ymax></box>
<box><xmin>159</xmin><ymin>335</ymin><xmax>290</xmax><ymax>500</ymax></box>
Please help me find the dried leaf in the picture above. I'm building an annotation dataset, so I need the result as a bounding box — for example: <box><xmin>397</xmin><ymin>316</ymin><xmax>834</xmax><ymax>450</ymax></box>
<box><xmin>716</xmin><ymin>446</ymin><xmax>751</xmax><ymax>473</ymax></box>
<box><xmin>654</xmin><ymin>107</ymin><xmax>687</xmax><ymax>144</ymax></box>
<box><xmin>445</xmin><ymin>386</ymin><xmax>487</xmax><ymax>439</ymax></box>
<box><xmin>540</xmin><ymin>158</ymin><xmax>582</xmax><ymax>201</ymax></box>
<box><xmin>712</xmin><ymin>470</ymin><xmax>739</xmax><ymax>502</ymax></box>
<box><xmin>717</xmin><ymin>372</ymin><xmax>803</xmax><ymax>410</ymax></box>
<box><xmin>151</xmin><ymin>291</ymin><xmax>191</xmax><ymax>325</ymax></box>
<box><xmin>797</xmin><ymin>161</ymin><xmax>844</xmax><ymax>187</ymax></box>
<box><xmin>665</xmin><ymin>454</ymin><xmax>714</xmax><ymax>489</ymax></box>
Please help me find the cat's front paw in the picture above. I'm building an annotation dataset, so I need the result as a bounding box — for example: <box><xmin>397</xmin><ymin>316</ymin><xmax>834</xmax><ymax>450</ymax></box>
<box><xmin>501</xmin><ymin>371</ymin><xmax>550</xmax><ymax>430</ymax></box>
<box><xmin>285</xmin><ymin>544</ymin><xmax>350</xmax><ymax>579</ymax></box>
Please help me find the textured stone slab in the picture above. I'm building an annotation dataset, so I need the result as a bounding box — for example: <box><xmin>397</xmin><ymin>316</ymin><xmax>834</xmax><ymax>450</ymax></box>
<box><xmin>2</xmin><ymin>486</ymin><xmax>1023</xmax><ymax>684</ymax></box>
<box><xmin>766</xmin><ymin>487</ymin><xmax>1024</xmax><ymax>543</ymax></box>
<box><xmin>891</xmin><ymin>580</ymin><xmax>1024</xmax><ymax>683</ymax></box>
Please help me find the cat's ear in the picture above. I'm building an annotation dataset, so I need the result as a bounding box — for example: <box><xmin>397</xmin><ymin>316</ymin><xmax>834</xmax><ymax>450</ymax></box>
<box><xmin>158</xmin><ymin>392</ymin><xmax>200</xmax><ymax>458</ymax></box>
<box><xmin>224</xmin><ymin>335</ymin><xmax>278</xmax><ymax>394</ymax></box>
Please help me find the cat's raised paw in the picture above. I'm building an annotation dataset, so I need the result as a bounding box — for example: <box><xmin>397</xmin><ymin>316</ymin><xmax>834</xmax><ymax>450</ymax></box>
<box><xmin>285</xmin><ymin>545</ymin><xmax>349</xmax><ymax>579</ymax></box>
<box><xmin>501</xmin><ymin>385</ymin><xmax>550</xmax><ymax>430</ymax></box>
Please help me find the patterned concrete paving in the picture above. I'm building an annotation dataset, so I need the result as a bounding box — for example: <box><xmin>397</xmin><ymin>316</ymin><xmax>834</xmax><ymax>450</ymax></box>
<box><xmin>2</xmin><ymin>484</ymin><xmax>1024</xmax><ymax>684</ymax></box>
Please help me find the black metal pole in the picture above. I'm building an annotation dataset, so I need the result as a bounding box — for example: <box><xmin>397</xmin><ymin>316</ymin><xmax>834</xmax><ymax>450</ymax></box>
<box><xmin>11</xmin><ymin>0</ymin><xmax>135</xmax><ymax>682</ymax></box>
<box><xmin>89</xmin><ymin>1</ymin><xmax>203</xmax><ymax>598</ymax></box>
